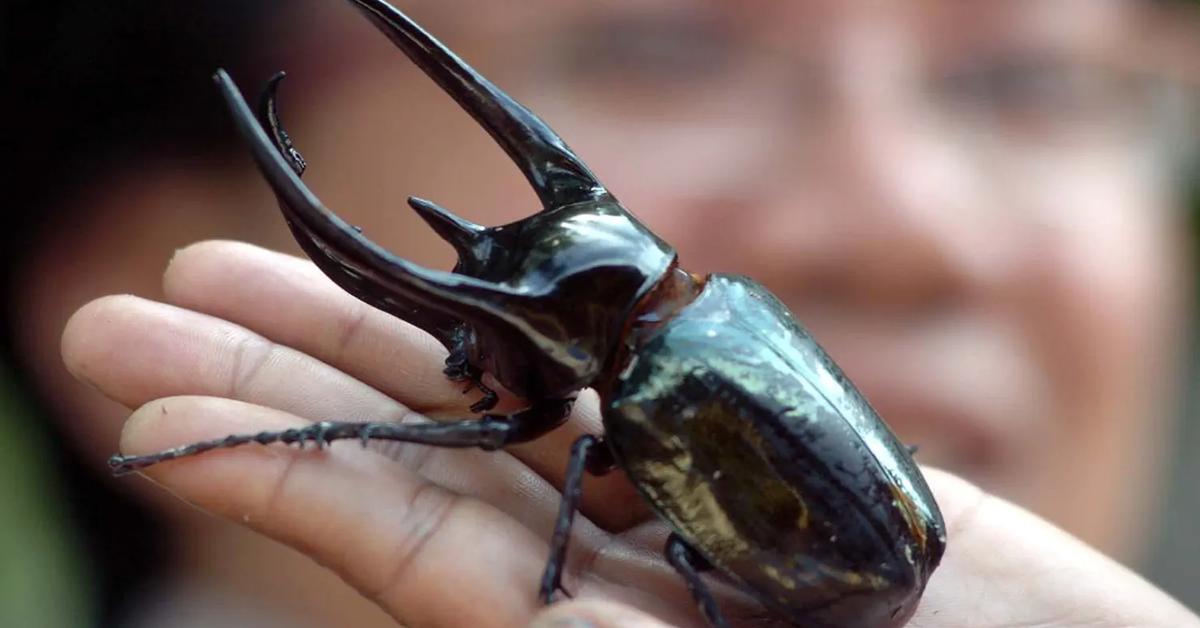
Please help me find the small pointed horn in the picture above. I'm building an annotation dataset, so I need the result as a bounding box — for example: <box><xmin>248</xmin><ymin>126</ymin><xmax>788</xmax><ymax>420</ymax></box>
<box><xmin>346</xmin><ymin>0</ymin><xmax>610</xmax><ymax>210</ymax></box>
<box><xmin>407</xmin><ymin>196</ymin><xmax>485</xmax><ymax>258</ymax></box>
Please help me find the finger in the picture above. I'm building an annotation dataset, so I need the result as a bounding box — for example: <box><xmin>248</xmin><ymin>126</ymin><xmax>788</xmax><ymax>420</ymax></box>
<box><xmin>160</xmin><ymin>240</ymin><xmax>649</xmax><ymax>528</ymax></box>
<box><xmin>118</xmin><ymin>395</ymin><xmax>559</xmax><ymax>628</ymax></box>
<box><xmin>913</xmin><ymin>468</ymin><xmax>1199</xmax><ymax>627</ymax></box>
<box><xmin>63</xmin><ymin>295</ymin><xmax>591</xmax><ymax>535</ymax></box>
<box><xmin>162</xmin><ymin>240</ymin><xmax>497</xmax><ymax>416</ymax></box>
<box><xmin>63</xmin><ymin>294</ymin><xmax>408</xmax><ymax>425</ymax></box>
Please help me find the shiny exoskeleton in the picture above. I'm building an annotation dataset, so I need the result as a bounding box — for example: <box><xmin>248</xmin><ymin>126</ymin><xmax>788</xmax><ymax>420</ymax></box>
<box><xmin>109</xmin><ymin>1</ymin><xmax>947</xmax><ymax>626</ymax></box>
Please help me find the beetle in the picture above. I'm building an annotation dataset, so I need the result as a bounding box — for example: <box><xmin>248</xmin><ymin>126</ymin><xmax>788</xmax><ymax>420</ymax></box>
<box><xmin>109</xmin><ymin>1</ymin><xmax>946</xmax><ymax>626</ymax></box>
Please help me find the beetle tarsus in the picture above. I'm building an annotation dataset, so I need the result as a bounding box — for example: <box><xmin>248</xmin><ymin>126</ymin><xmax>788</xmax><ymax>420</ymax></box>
<box><xmin>108</xmin><ymin>400</ymin><xmax>574</xmax><ymax>476</ymax></box>
<box><xmin>665</xmin><ymin>533</ymin><xmax>731</xmax><ymax>628</ymax></box>
<box><xmin>469</xmin><ymin>386</ymin><xmax>499</xmax><ymax>414</ymax></box>
<box><xmin>443</xmin><ymin>347</ymin><xmax>470</xmax><ymax>380</ymax></box>
<box><xmin>443</xmin><ymin>330</ymin><xmax>500</xmax><ymax>413</ymax></box>
<box><xmin>538</xmin><ymin>434</ymin><xmax>615</xmax><ymax>605</ymax></box>
<box><xmin>443</xmin><ymin>357</ymin><xmax>499</xmax><ymax>414</ymax></box>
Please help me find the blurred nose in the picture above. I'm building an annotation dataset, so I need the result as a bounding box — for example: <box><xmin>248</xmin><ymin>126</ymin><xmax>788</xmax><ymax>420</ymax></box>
<box><xmin>681</xmin><ymin>34</ymin><xmax>1023</xmax><ymax>316</ymax></box>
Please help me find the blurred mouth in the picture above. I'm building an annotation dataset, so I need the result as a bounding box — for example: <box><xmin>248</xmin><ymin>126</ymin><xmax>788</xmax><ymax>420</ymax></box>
<box><xmin>801</xmin><ymin>312</ymin><xmax>1047</xmax><ymax>477</ymax></box>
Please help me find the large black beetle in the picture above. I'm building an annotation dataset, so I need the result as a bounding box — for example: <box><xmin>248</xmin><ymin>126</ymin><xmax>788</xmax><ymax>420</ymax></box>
<box><xmin>110</xmin><ymin>1</ymin><xmax>946</xmax><ymax>626</ymax></box>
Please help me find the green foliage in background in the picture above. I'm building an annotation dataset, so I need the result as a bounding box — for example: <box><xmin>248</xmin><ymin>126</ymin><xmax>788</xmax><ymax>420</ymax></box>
<box><xmin>0</xmin><ymin>365</ymin><xmax>94</xmax><ymax>628</ymax></box>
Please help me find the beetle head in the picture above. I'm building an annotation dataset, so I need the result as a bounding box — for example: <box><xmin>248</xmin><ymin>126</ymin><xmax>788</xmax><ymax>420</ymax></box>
<box><xmin>214</xmin><ymin>0</ymin><xmax>675</xmax><ymax>399</ymax></box>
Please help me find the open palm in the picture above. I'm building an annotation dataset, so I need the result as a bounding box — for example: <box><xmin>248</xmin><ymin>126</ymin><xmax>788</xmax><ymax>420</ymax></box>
<box><xmin>62</xmin><ymin>241</ymin><xmax>1197</xmax><ymax>628</ymax></box>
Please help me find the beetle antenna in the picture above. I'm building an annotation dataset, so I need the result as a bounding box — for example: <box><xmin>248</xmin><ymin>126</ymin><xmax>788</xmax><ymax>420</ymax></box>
<box><xmin>344</xmin><ymin>0</ymin><xmax>611</xmax><ymax>211</ymax></box>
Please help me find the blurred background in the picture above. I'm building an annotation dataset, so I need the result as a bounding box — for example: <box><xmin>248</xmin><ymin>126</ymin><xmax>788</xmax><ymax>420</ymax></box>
<box><xmin>4</xmin><ymin>0</ymin><xmax>1199</xmax><ymax>626</ymax></box>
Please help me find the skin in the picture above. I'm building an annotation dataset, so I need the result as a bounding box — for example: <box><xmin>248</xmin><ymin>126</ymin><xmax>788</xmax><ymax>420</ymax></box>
<box><xmin>60</xmin><ymin>241</ymin><xmax>1199</xmax><ymax>627</ymax></box>
<box><xmin>13</xmin><ymin>0</ymin><xmax>1200</xmax><ymax>625</ymax></box>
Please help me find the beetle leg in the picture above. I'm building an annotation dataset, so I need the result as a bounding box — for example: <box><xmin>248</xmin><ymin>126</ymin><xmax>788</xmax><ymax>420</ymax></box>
<box><xmin>467</xmin><ymin>378</ymin><xmax>499</xmax><ymax>414</ymax></box>
<box><xmin>108</xmin><ymin>398</ymin><xmax>574</xmax><ymax>476</ymax></box>
<box><xmin>446</xmin><ymin>359</ymin><xmax>499</xmax><ymax>414</ymax></box>
<box><xmin>665</xmin><ymin>533</ymin><xmax>731</xmax><ymax>628</ymax></box>
<box><xmin>441</xmin><ymin>326</ymin><xmax>499</xmax><ymax>413</ymax></box>
<box><xmin>537</xmin><ymin>434</ymin><xmax>615</xmax><ymax>604</ymax></box>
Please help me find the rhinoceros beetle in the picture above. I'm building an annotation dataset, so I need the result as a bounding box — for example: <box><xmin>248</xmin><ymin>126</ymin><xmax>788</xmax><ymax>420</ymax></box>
<box><xmin>109</xmin><ymin>0</ymin><xmax>947</xmax><ymax>625</ymax></box>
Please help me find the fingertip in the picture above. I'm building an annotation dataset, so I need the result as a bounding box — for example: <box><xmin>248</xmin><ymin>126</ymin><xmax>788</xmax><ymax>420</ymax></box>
<box><xmin>61</xmin><ymin>294</ymin><xmax>139</xmax><ymax>385</ymax></box>
<box><xmin>163</xmin><ymin>239</ymin><xmax>262</xmax><ymax>304</ymax></box>
<box><xmin>117</xmin><ymin>398</ymin><xmax>169</xmax><ymax>456</ymax></box>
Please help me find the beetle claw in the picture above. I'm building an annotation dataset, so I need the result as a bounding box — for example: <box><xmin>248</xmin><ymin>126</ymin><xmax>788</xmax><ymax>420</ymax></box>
<box><xmin>469</xmin><ymin>387</ymin><xmax>499</xmax><ymax>414</ymax></box>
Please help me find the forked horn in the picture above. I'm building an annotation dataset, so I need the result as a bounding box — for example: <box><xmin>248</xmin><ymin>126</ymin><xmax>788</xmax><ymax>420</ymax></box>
<box><xmin>217</xmin><ymin>69</ymin><xmax>540</xmax><ymax>346</ymax></box>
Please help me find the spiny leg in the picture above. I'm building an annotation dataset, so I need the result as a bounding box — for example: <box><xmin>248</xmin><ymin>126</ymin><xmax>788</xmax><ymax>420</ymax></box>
<box><xmin>109</xmin><ymin>397</ymin><xmax>574</xmax><ymax>476</ymax></box>
<box><xmin>538</xmin><ymin>434</ymin><xmax>615</xmax><ymax>604</ymax></box>
<box><xmin>665</xmin><ymin>533</ymin><xmax>731</xmax><ymax>628</ymax></box>
<box><xmin>441</xmin><ymin>326</ymin><xmax>499</xmax><ymax>414</ymax></box>
<box><xmin>444</xmin><ymin>355</ymin><xmax>499</xmax><ymax>414</ymax></box>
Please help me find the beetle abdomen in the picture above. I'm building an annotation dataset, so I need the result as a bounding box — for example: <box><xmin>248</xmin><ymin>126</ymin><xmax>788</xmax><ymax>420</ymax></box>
<box><xmin>602</xmin><ymin>275</ymin><xmax>945</xmax><ymax>627</ymax></box>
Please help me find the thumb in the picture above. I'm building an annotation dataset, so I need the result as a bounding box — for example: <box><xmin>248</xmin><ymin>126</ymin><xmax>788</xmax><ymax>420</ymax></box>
<box><xmin>529</xmin><ymin>600</ymin><xmax>680</xmax><ymax>628</ymax></box>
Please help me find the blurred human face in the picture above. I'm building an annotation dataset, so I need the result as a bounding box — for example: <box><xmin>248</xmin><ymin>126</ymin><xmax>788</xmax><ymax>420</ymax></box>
<box><xmin>20</xmin><ymin>0</ymin><xmax>1193</xmax><ymax>575</ymax></box>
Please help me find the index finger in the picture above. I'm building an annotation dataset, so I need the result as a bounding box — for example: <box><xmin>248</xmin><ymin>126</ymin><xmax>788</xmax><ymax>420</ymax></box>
<box><xmin>162</xmin><ymin>240</ymin><xmax>650</xmax><ymax>529</ymax></box>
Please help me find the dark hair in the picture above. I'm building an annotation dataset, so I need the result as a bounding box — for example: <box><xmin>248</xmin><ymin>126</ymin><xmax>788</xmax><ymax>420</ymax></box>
<box><xmin>5</xmin><ymin>0</ymin><xmax>273</xmax><ymax>254</ymax></box>
<box><xmin>3</xmin><ymin>2</ymin><xmax>272</xmax><ymax>624</ymax></box>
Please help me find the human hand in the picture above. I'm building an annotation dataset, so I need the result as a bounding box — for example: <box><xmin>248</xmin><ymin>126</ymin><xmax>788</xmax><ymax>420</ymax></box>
<box><xmin>62</xmin><ymin>241</ymin><xmax>1199</xmax><ymax>628</ymax></box>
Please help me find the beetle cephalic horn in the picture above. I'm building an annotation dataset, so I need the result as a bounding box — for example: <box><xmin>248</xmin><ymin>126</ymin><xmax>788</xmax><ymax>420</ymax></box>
<box><xmin>217</xmin><ymin>69</ymin><xmax>540</xmax><ymax>345</ymax></box>
<box><xmin>257</xmin><ymin>74</ymin><xmax>491</xmax><ymax>269</ymax></box>
<box><xmin>345</xmin><ymin>0</ymin><xmax>610</xmax><ymax>211</ymax></box>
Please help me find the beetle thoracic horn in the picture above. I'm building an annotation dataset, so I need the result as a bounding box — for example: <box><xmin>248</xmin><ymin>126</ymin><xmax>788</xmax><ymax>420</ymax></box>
<box><xmin>346</xmin><ymin>0</ymin><xmax>610</xmax><ymax>211</ymax></box>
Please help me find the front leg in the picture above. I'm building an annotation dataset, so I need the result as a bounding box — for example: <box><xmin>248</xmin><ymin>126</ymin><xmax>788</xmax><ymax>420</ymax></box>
<box><xmin>109</xmin><ymin>397</ymin><xmax>574</xmax><ymax>476</ymax></box>
<box><xmin>442</xmin><ymin>325</ymin><xmax>499</xmax><ymax>413</ymax></box>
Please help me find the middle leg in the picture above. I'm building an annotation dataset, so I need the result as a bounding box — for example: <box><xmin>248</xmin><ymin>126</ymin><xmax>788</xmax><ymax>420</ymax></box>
<box><xmin>538</xmin><ymin>434</ymin><xmax>615</xmax><ymax>603</ymax></box>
